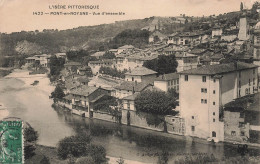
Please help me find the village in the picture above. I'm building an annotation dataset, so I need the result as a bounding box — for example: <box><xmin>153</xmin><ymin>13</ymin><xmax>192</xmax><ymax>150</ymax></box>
<box><xmin>21</xmin><ymin>4</ymin><xmax>260</xmax><ymax>147</ymax></box>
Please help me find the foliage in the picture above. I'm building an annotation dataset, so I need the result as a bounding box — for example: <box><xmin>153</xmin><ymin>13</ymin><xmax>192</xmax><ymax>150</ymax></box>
<box><xmin>24</xmin><ymin>126</ymin><xmax>38</xmax><ymax>160</ymax></box>
<box><xmin>39</xmin><ymin>156</ymin><xmax>50</xmax><ymax>164</ymax></box>
<box><xmin>51</xmin><ymin>85</ymin><xmax>65</xmax><ymax>100</ymax></box>
<box><xmin>66</xmin><ymin>50</ymin><xmax>90</xmax><ymax>61</ymax></box>
<box><xmin>108</xmin><ymin>29</ymin><xmax>150</xmax><ymax>49</ymax></box>
<box><xmin>75</xmin><ymin>156</ymin><xmax>95</xmax><ymax>164</ymax></box>
<box><xmin>49</xmin><ymin>55</ymin><xmax>65</xmax><ymax>77</ymax></box>
<box><xmin>99</xmin><ymin>66</ymin><xmax>126</xmax><ymax>79</ymax></box>
<box><xmin>175</xmin><ymin>154</ymin><xmax>218</xmax><ymax>164</ymax></box>
<box><xmin>86</xmin><ymin>144</ymin><xmax>107</xmax><ymax>164</ymax></box>
<box><xmin>135</xmin><ymin>90</ymin><xmax>177</xmax><ymax>115</ymax></box>
<box><xmin>143</xmin><ymin>55</ymin><xmax>178</xmax><ymax>74</ymax></box>
<box><xmin>250</xmin><ymin>1</ymin><xmax>260</xmax><ymax>20</ymax></box>
<box><xmin>57</xmin><ymin>135</ymin><xmax>91</xmax><ymax>159</ymax></box>
<box><xmin>102</xmin><ymin>52</ymin><xmax>116</xmax><ymax>59</ymax></box>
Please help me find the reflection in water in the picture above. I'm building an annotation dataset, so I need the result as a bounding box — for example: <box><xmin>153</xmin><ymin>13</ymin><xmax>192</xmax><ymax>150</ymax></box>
<box><xmin>1</xmin><ymin>71</ymin><xmax>260</xmax><ymax>163</ymax></box>
<box><xmin>54</xmin><ymin>106</ymin><xmax>260</xmax><ymax>163</ymax></box>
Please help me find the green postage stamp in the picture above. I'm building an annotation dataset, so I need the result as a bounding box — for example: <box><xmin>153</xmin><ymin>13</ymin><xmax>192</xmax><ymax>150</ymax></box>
<box><xmin>0</xmin><ymin>121</ymin><xmax>23</xmax><ymax>163</ymax></box>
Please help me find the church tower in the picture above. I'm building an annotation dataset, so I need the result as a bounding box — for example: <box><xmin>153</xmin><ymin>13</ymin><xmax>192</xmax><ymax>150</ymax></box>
<box><xmin>238</xmin><ymin>13</ymin><xmax>249</xmax><ymax>40</ymax></box>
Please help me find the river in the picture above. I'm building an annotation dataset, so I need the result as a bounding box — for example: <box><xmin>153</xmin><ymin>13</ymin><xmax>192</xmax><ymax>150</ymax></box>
<box><xmin>0</xmin><ymin>69</ymin><xmax>259</xmax><ymax>163</ymax></box>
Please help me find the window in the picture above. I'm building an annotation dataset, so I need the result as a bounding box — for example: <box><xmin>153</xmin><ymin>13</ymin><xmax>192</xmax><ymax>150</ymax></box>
<box><xmin>213</xmin><ymin>119</ymin><xmax>215</xmax><ymax>122</ymax></box>
<box><xmin>239</xmin><ymin>81</ymin><xmax>241</xmax><ymax>88</ymax></box>
<box><xmin>241</xmin><ymin>131</ymin><xmax>245</xmax><ymax>136</ymax></box>
<box><xmin>213</xmin><ymin>102</ymin><xmax>215</xmax><ymax>105</ymax></box>
<box><xmin>253</xmin><ymin>78</ymin><xmax>255</xmax><ymax>85</ymax></box>
<box><xmin>177</xmin><ymin>79</ymin><xmax>179</xmax><ymax>84</ymax></box>
<box><xmin>191</xmin><ymin>126</ymin><xmax>195</xmax><ymax>132</ymax></box>
<box><xmin>213</xmin><ymin>79</ymin><xmax>216</xmax><ymax>83</ymax></box>
<box><xmin>231</xmin><ymin>131</ymin><xmax>236</xmax><ymax>136</ymax></box>
<box><xmin>185</xmin><ymin>75</ymin><xmax>188</xmax><ymax>81</ymax></box>
<box><xmin>192</xmin><ymin>116</ymin><xmax>194</xmax><ymax>119</ymax></box>
<box><xmin>202</xmin><ymin>76</ymin><xmax>206</xmax><ymax>82</ymax></box>
<box><xmin>253</xmin><ymin>69</ymin><xmax>255</xmax><ymax>74</ymax></box>
<box><xmin>249</xmin><ymin>79</ymin><xmax>251</xmax><ymax>86</ymax></box>
<box><xmin>240</xmin><ymin>112</ymin><xmax>244</xmax><ymax>118</ymax></box>
<box><xmin>213</xmin><ymin>90</ymin><xmax>216</xmax><ymax>94</ymax></box>
<box><xmin>204</xmin><ymin>99</ymin><xmax>207</xmax><ymax>104</ymax></box>
<box><xmin>239</xmin><ymin>122</ymin><xmax>245</xmax><ymax>128</ymax></box>
<box><xmin>239</xmin><ymin>71</ymin><xmax>241</xmax><ymax>78</ymax></box>
<box><xmin>213</xmin><ymin>112</ymin><xmax>215</xmax><ymax>116</ymax></box>
<box><xmin>168</xmin><ymin>81</ymin><xmax>171</xmax><ymax>86</ymax></box>
<box><xmin>172</xmin><ymin>119</ymin><xmax>175</xmax><ymax>122</ymax></box>
<box><xmin>212</xmin><ymin>131</ymin><xmax>216</xmax><ymax>137</ymax></box>
<box><xmin>172</xmin><ymin>127</ymin><xmax>175</xmax><ymax>131</ymax></box>
<box><xmin>201</xmin><ymin>88</ymin><xmax>207</xmax><ymax>93</ymax></box>
<box><xmin>201</xmin><ymin>99</ymin><xmax>204</xmax><ymax>103</ymax></box>
<box><xmin>132</xmin><ymin>77</ymin><xmax>134</xmax><ymax>81</ymax></box>
<box><xmin>127</xmin><ymin>101</ymin><xmax>130</xmax><ymax>110</ymax></box>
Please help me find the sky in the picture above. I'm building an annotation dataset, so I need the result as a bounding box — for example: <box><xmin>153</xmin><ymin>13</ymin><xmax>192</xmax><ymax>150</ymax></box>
<box><xmin>0</xmin><ymin>0</ymin><xmax>259</xmax><ymax>33</ymax></box>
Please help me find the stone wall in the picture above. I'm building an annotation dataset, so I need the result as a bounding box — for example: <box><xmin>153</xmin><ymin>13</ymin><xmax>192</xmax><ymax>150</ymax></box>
<box><xmin>93</xmin><ymin>111</ymin><xmax>117</xmax><ymax>123</ymax></box>
<box><xmin>121</xmin><ymin>109</ymin><xmax>164</xmax><ymax>131</ymax></box>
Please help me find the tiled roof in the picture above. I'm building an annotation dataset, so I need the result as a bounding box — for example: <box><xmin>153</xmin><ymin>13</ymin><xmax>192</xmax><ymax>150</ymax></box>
<box><xmin>122</xmin><ymin>93</ymin><xmax>139</xmax><ymax>101</ymax></box>
<box><xmin>70</xmin><ymin>85</ymin><xmax>98</xmax><ymax>96</ymax></box>
<box><xmin>114</xmin><ymin>81</ymin><xmax>152</xmax><ymax>92</ymax></box>
<box><xmin>155</xmin><ymin>73</ymin><xmax>179</xmax><ymax>81</ymax></box>
<box><xmin>125</xmin><ymin>66</ymin><xmax>157</xmax><ymax>76</ymax></box>
<box><xmin>64</xmin><ymin>62</ymin><xmax>82</xmax><ymax>67</ymax></box>
<box><xmin>179</xmin><ymin>62</ymin><xmax>258</xmax><ymax>75</ymax></box>
<box><xmin>91</xmin><ymin>51</ymin><xmax>106</xmax><ymax>57</ymax></box>
<box><xmin>118</xmin><ymin>45</ymin><xmax>135</xmax><ymax>49</ymax></box>
<box><xmin>189</xmin><ymin>48</ymin><xmax>207</xmax><ymax>55</ymax></box>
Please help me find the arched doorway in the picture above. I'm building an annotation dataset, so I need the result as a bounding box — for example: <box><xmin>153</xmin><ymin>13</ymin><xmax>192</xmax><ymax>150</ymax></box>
<box><xmin>212</xmin><ymin>131</ymin><xmax>216</xmax><ymax>137</ymax></box>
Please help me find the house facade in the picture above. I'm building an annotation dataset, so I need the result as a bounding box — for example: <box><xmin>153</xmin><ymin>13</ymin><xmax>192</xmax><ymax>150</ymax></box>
<box><xmin>179</xmin><ymin>62</ymin><xmax>258</xmax><ymax>141</ymax></box>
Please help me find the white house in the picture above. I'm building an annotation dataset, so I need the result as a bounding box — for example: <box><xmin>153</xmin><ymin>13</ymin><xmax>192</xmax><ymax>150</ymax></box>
<box><xmin>179</xmin><ymin>62</ymin><xmax>258</xmax><ymax>142</ymax></box>
<box><xmin>154</xmin><ymin>73</ymin><xmax>179</xmax><ymax>92</ymax></box>
<box><xmin>125</xmin><ymin>66</ymin><xmax>157</xmax><ymax>83</ymax></box>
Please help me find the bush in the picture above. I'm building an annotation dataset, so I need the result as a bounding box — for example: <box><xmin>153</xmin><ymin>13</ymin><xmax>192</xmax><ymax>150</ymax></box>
<box><xmin>75</xmin><ymin>156</ymin><xmax>95</xmax><ymax>164</ymax></box>
<box><xmin>87</xmin><ymin>144</ymin><xmax>107</xmax><ymax>164</ymax></box>
<box><xmin>24</xmin><ymin>126</ymin><xmax>38</xmax><ymax>160</ymax></box>
<box><xmin>57</xmin><ymin>135</ymin><xmax>91</xmax><ymax>159</ymax></box>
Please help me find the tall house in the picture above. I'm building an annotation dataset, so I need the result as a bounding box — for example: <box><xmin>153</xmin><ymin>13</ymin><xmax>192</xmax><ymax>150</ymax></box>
<box><xmin>179</xmin><ymin>62</ymin><xmax>258</xmax><ymax>141</ymax></box>
<box><xmin>125</xmin><ymin>66</ymin><xmax>157</xmax><ymax>83</ymax></box>
<box><xmin>238</xmin><ymin>14</ymin><xmax>249</xmax><ymax>41</ymax></box>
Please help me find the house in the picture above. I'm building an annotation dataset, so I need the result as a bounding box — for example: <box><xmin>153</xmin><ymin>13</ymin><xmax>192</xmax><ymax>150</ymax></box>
<box><xmin>167</xmin><ymin>33</ymin><xmax>178</xmax><ymax>45</ymax></box>
<box><xmin>174</xmin><ymin>31</ymin><xmax>205</xmax><ymax>47</ymax></box>
<box><xmin>125</xmin><ymin>66</ymin><xmax>157</xmax><ymax>83</ymax></box>
<box><xmin>179</xmin><ymin>62</ymin><xmax>258</xmax><ymax>142</ymax></box>
<box><xmin>113</xmin><ymin>81</ymin><xmax>153</xmax><ymax>99</ymax></box>
<box><xmin>77</xmin><ymin>77</ymin><xmax>89</xmax><ymax>86</ymax></box>
<box><xmin>154</xmin><ymin>73</ymin><xmax>179</xmax><ymax>92</ymax></box>
<box><xmin>64</xmin><ymin>62</ymin><xmax>82</xmax><ymax>74</ymax></box>
<box><xmin>122</xmin><ymin>93</ymin><xmax>139</xmax><ymax>111</ymax></box>
<box><xmin>165</xmin><ymin>115</ymin><xmax>185</xmax><ymax>135</ymax></box>
<box><xmin>125</xmin><ymin>53</ymin><xmax>158</xmax><ymax>71</ymax></box>
<box><xmin>77</xmin><ymin>66</ymin><xmax>92</xmax><ymax>76</ymax></box>
<box><xmin>212</xmin><ymin>25</ymin><xmax>223</xmax><ymax>38</ymax></box>
<box><xmin>175</xmin><ymin>52</ymin><xmax>199</xmax><ymax>72</ymax></box>
<box><xmin>88</xmin><ymin>75</ymin><xmax>120</xmax><ymax>91</ymax></box>
<box><xmin>117</xmin><ymin>45</ymin><xmax>135</xmax><ymax>54</ymax></box>
<box><xmin>34</xmin><ymin>54</ymin><xmax>52</xmax><ymax>67</ymax></box>
<box><xmin>149</xmin><ymin>31</ymin><xmax>166</xmax><ymax>43</ymax></box>
<box><xmin>55</xmin><ymin>53</ymin><xmax>67</xmax><ymax>60</ymax></box>
<box><xmin>88</xmin><ymin>59</ymin><xmax>114</xmax><ymax>75</ymax></box>
<box><xmin>163</xmin><ymin>46</ymin><xmax>189</xmax><ymax>55</ymax></box>
<box><xmin>70</xmin><ymin>86</ymin><xmax>110</xmax><ymax>117</ymax></box>
<box><xmin>91</xmin><ymin>51</ymin><xmax>106</xmax><ymax>59</ymax></box>
<box><xmin>210</xmin><ymin>53</ymin><xmax>224</xmax><ymax>65</ymax></box>
<box><xmin>223</xmin><ymin>93</ymin><xmax>260</xmax><ymax>143</ymax></box>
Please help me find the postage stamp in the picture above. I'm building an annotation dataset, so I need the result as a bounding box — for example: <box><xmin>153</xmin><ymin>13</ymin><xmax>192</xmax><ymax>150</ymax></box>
<box><xmin>0</xmin><ymin>121</ymin><xmax>23</xmax><ymax>164</ymax></box>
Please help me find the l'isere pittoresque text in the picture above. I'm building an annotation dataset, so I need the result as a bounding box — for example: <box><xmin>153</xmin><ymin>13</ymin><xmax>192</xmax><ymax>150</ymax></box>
<box><xmin>33</xmin><ymin>4</ymin><xmax>126</xmax><ymax>16</ymax></box>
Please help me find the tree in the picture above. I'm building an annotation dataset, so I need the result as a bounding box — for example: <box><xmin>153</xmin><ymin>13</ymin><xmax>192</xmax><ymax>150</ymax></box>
<box><xmin>24</xmin><ymin>126</ymin><xmax>38</xmax><ymax>160</ymax></box>
<box><xmin>135</xmin><ymin>90</ymin><xmax>177</xmax><ymax>115</ymax></box>
<box><xmin>75</xmin><ymin>156</ymin><xmax>95</xmax><ymax>164</ymax></box>
<box><xmin>143</xmin><ymin>55</ymin><xmax>178</xmax><ymax>74</ymax></box>
<box><xmin>103</xmin><ymin>52</ymin><xmax>116</xmax><ymax>59</ymax></box>
<box><xmin>49</xmin><ymin>56</ymin><xmax>65</xmax><ymax>77</ymax></box>
<box><xmin>51</xmin><ymin>85</ymin><xmax>65</xmax><ymax>100</ymax></box>
<box><xmin>240</xmin><ymin>2</ymin><xmax>243</xmax><ymax>11</ymax></box>
<box><xmin>87</xmin><ymin>144</ymin><xmax>107</xmax><ymax>164</ymax></box>
<box><xmin>57</xmin><ymin>135</ymin><xmax>91</xmax><ymax>159</ymax></box>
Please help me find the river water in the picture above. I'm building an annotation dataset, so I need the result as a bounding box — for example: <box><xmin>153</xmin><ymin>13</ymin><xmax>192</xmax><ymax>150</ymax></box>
<box><xmin>0</xmin><ymin>69</ymin><xmax>259</xmax><ymax>163</ymax></box>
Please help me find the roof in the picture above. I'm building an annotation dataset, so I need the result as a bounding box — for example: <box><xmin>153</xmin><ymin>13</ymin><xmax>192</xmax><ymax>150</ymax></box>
<box><xmin>91</xmin><ymin>51</ymin><xmax>106</xmax><ymax>57</ymax></box>
<box><xmin>224</xmin><ymin>93</ymin><xmax>260</xmax><ymax>112</ymax></box>
<box><xmin>26</xmin><ymin>57</ymin><xmax>37</xmax><ymax>60</ymax></box>
<box><xmin>155</xmin><ymin>73</ymin><xmax>179</xmax><ymax>81</ymax></box>
<box><xmin>70</xmin><ymin>85</ymin><xmax>98</xmax><ymax>96</ymax></box>
<box><xmin>125</xmin><ymin>66</ymin><xmax>157</xmax><ymax>76</ymax></box>
<box><xmin>77</xmin><ymin>77</ymin><xmax>89</xmax><ymax>83</ymax></box>
<box><xmin>63</xmin><ymin>94</ymin><xmax>73</xmax><ymax>101</ymax></box>
<box><xmin>122</xmin><ymin>93</ymin><xmax>139</xmax><ymax>101</ymax></box>
<box><xmin>114</xmin><ymin>81</ymin><xmax>152</xmax><ymax>92</ymax></box>
<box><xmin>179</xmin><ymin>62</ymin><xmax>258</xmax><ymax>75</ymax></box>
<box><xmin>175</xmin><ymin>53</ymin><xmax>198</xmax><ymax>58</ymax></box>
<box><xmin>189</xmin><ymin>48</ymin><xmax>207</xmax><ymax>55</ymax></box>
<box><xmin>118</xmin><ymin>45</ymin><xmax>135</xmax><ymax>49</ymax></box>
<box><xmin>64</xmin><ymin>62</ymin><xmax>82</xmax><ymax>67</ymax></box>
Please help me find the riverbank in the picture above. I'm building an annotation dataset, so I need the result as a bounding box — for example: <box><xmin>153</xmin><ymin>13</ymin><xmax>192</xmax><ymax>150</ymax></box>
<box><xmin>0</xmin><ymin>67</ymin><xmax>13</xmax><ymax>77</ymax></box>
<box><xmin>26</xmin><ymin>144</ymin><xmax>150</xmax><ymax>164</ymax></box>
